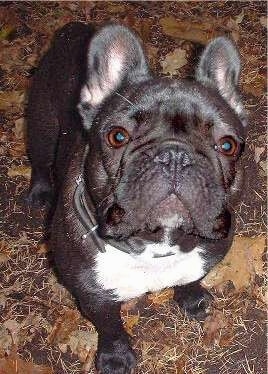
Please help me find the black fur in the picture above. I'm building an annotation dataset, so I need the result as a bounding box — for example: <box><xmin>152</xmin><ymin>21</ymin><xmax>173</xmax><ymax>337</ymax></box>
<box><xmin>27</xmin><ymin>22</ymin><xmax>246</xmax><ymax>374</ymax></box>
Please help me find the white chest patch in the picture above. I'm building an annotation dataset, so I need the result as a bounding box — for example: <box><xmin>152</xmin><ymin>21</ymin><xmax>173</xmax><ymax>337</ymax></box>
<box><xmin>94</xmin><ymin>241</ymin><xmax>206</xmax><ymax>301</ymax></box>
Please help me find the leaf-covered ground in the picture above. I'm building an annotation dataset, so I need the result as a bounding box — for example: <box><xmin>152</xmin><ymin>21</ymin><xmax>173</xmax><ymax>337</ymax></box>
<box><xmin>0</xmin><ymin>2</ymin><xmax>266</xmax><ymax>374</ymax></box>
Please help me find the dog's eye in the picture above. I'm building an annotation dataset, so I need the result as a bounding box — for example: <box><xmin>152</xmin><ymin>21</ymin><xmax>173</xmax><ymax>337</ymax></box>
<box><xmin>214</xmin><ymin>136</ymin><xmax>240</xmax><ymax>157</ymax></box>
<box><xmin>106</xmin><ymin>127</ymin><xmax>130</xmax><ymax>148</ymax></box>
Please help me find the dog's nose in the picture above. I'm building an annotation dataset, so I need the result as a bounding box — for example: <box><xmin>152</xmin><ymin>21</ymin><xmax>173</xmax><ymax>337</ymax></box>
<box><xmin>154</xmin><ymin>147</ymin><xmax>192</xmax><ymax>169</ymax></box>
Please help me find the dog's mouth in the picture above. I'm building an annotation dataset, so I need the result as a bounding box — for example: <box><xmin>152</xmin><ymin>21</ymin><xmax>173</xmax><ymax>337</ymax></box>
<box><xmin>97</xmin><ymin>192</ymin><xmax>230</xmax><ymax>242</ymax></box>
<box><xmin>145</xmin><ymin>194</ymin><xmax>193</xmax><ymax>232</ymax></box>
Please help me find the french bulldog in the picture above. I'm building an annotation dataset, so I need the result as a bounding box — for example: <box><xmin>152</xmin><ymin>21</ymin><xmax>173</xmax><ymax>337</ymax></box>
<box><xmin>27</xmin><ymin>22</ymin><xmax>247</xmax><ymax>374</ymax></box>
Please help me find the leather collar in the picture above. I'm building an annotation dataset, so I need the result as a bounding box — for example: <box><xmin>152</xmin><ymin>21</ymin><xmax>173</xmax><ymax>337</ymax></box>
<box><xmin>73</xmin><ymin>174</ymin><xmax>137</xmax><ymax>254</ymax></box>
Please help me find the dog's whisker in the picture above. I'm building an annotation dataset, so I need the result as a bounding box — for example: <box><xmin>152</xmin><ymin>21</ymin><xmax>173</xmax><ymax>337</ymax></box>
<box><xmin>115</xmin><ymin>92</ymin><xmax>136</xmax><ymax>108</ymax></box>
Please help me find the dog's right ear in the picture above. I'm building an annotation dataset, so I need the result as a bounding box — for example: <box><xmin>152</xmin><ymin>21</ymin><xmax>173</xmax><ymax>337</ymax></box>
<box><xmin>196</xmin><ymin>37</ymin><xmax>247</xmax><ymax>127</ymax></box>
<box><xmin>78</xmin><ymin>24</ymin><xmax>150</xmax><ymax>129</ymax></box>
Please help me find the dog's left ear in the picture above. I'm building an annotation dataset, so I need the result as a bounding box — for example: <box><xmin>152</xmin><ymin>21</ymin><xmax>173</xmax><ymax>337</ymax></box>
<box><xmin>196</xmin><ymin>37</ymin><xmax>247</xmax><ymax>126</ymax></box>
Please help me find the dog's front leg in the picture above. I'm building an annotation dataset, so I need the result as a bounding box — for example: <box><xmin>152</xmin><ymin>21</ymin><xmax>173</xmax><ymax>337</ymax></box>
<box><xmin>79</xmin><ymin>298</ymin><xmax>136</xmax><ymax>374</ymax></box>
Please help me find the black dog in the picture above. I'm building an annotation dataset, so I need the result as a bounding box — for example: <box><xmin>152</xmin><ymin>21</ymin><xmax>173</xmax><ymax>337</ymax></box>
<box><xmin>27</xmin><ymin>22</ymin><xmax>247</xmax><ymax>373</ymax></box>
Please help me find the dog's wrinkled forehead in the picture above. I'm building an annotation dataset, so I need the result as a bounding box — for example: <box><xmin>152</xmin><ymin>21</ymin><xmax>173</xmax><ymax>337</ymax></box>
<box><xmin>97</xmin><ymin>78</ymin><xmax>245</xmax><ymax>138</ymax></box>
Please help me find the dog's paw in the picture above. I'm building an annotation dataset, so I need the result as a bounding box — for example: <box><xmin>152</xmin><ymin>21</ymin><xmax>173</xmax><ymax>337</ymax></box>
<box><xmin>174</xmin><ymin>284</ymin><xmax>213</xmax><ymax>320</ymax></box>
<box><xmin>26</xmin><ymin>181</ymin><xmax>53</xmax><ymax>207</ymax></box>
<box><xmin>96</xmin><ymin>337</ymin><xmax>136</xmax><ymax>374</ymax></box>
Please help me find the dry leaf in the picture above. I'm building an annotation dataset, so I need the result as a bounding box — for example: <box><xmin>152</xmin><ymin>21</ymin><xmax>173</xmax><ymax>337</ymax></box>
<box><xmin>203</xmin><ymin>310</ymin><xmax>229</xmax><ymax>347</ymax></box>
<box><xmin>147</xmin><ymin>288</ymin><xmax>174</xmax><ymax>305</ymax></box>
<box><xmin>161</xmin><ymin>48</ymin><xmax>187</xmax><ymax>76</ymax></box>
<box><xmin>226</xmin><ymin>11</ymin><xmax>244</xmax><ymax>42</ymax></box>
<box><xmin>159</xmin><ymin>17</ymin><xmax>222</xmax><ymax>45</ymax></box>
<box><xmin>0</xmin><ymin>91</ymin><xmax>24</xmax><ymax>110</ymax></box>
<box><xmin>12</xmin><ymin>118</ymin><xmax>25</xmax><ymax>140</ymax></box>
<box><xmin>0</xmin><ymin>349</ymin><xmax>53</xmax><ymax>374</ymax></box>
<box><xmin>47</xmin><ymin>274</ymin><xmax>74</xmax><ymax>307</ymax></box>
<box><xmin>0</xmin><ymin>294</ymin><xmax>7</xmax><ymax>309</ymax></box>
<box><xmin>121</xmin><ymin>298</ymin><xmax>138</xmax><ymax>312</ymax></box>
<box><xmin>254</xmin><ymin>146</ymin><xmax>265</xmax><ymax>164</ymax></box>
<box><xmin>36</xmin><ymin>242</ymin><xmax>50</xmax><ymax>254</ymax></box>
<box><xmin>8</xmin><ymin>143</ymin><xmax>26</xmax><ymax>158</ymax></box>
<box><xmin>123</xmin><ymin>16</ymin><xmax>153</xmax><ymax>42</ymax></box>
<box><xmin>243</xmin><ymin>71</ymin><xmax>266</xmax><ymax>97</ymax></box>
<box><xmin>0</xmin><ymin>253</ymin><xmax>9</xmax><ymax>264</ymax></box>
<box><xmin>0</xmin><ymin>26</ymin><xmax>15</xmax><ymax>40</ymax></box>
<box><xmin>3</xmin><ymin>320</ymin><xmax>20</xmax><ymax>347</ymax></box>
<box><xmin>259</xmin><ymin>160</ymin><xmax>267</xmax><ymax>177</ymax></box>
<box><xmin>226</xmin><ymin>19</ymin><xmax>239</xmax><ymax>42</ymax></box>
<box><xmin>7</xmin><ymin>165</ymin><xmax>31</xmax><ymax>179</ymax></box>
<box><xmin>68</xmin><ymin>330</ymin><xmax>98</xmax><ymax>362</ymax></box>
<box><xmin>146</xmin><ymin>46</ymin><xmax>158</xmax><ymax>71</ymax></box>
<box><xmin>122</xmin><ymin>314</ymin><xmax>139</xmax><ymax>336</ymax></box>
<box><xmin>235</xmin><ymin>11</ymin><xmax>244</xmax><ymax>25</ymax></box>
<box><xmin>106</xmin><ymin>3</ymin><xmax>126</xmax><ymax>13</ymax></box>
<box><xmin>48</xmin><ymin>309</ymin><xmax>80</xmax><ymax>344</ymax></box>
<box><xmin>203</xmin><ymin>235</ymin><xmax>266</xmax><ymax>290</ymax></box>
<box><xmin>260</xmin><ymin>16</ymin><xmax>267</xmax><ymax>28</ymax></box>
<box><xmin>0</xmin><ymin>325</ymin><xmax>12</xmax><ymax>353</ymax></box>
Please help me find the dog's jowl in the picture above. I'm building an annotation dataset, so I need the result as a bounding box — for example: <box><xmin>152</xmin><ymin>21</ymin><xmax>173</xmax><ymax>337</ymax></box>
<box><xmin>27</xmin><ymin>22</ymin><xmax>247</xmax><ymax>373</ymax></box>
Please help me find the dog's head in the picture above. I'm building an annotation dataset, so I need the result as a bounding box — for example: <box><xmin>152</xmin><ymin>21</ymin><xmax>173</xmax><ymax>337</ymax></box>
<box><xmin>78</xmin><ymin>24</ymin><xmax>247</xmax><ymax>243</ymax></box>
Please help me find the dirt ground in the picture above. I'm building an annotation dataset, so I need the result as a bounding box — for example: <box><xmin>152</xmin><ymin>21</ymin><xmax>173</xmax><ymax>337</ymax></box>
<box><xmin>0</xmin><ymin>2</ymin><xmax>267</xmax><ymax>374</ymax></box>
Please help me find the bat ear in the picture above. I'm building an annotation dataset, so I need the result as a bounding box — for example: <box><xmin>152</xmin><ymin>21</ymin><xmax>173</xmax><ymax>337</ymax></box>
<box><xmin>78</xmin><ymin>24</ymin><xmax>150</xmax><ymax>129</ymax></box>
<box><xmin>196</xmin><ymin>37</ymin><xmax>247</xmax><ymax>126</ymax></box>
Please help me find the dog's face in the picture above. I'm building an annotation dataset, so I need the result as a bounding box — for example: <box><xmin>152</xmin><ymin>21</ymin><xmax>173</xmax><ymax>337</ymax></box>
<box><xmin>78</xmin><ymin>25</ymin><xmax>247</xmax><ymax>245</ymax></box>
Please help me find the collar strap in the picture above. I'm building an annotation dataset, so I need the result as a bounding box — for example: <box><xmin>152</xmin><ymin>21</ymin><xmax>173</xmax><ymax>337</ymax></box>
<box><xmin>73</xmin><ymin>175</ymin><xmax>106</xmax><ymax>252</ymax></box>
<box><xmin>73</xmin><ymin>175</ymin><xmax>134</xmax><ymax>254</ymax></box>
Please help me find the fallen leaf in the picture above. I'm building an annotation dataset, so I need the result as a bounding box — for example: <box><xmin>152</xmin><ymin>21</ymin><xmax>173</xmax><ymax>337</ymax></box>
<box><xmin>0</xmin><ymin>348</ymin><xmax>53</xmax><ymax>374</ymax></box>
<box><xmin>106</xmin><ymin>3</ymin><xmax>126</xmax><ymax>13</ymax></box>
<box><xmin>225</xmin><ymin>11</ymin><xmax>245</xmax><ymax>42</ymax></box>
<box><xmin>3</xmin><ymin>320</ymin><xmax>20</xmax><ymax>346</ymax></box>
<box><xmin>260</xmin><ymin>16</ymin><xmax>267</xmax><ymax>28</ymax></box>
<box><xmin>226</xmin><ymin>18</ymin><xmax>239</xmax><ymax>42</ymax></box>
<box><xmin>0</xmin><ymin>26</ymin><xmax>14</xmax><ymax>41</ymax></box>
<box><xmin>121</xmin><ymin>298</ymin><xmax>138</xmax><ymax>312</ymax></box>
<box><xmin>235</xmin><ymin>10</ymin><xmax>244</xmax><ymax>25</ymax></box>
<box><xmin>203</xmin><ymin>235</ymin><xmax>266</xmax><ymax>290</ymax></box>
<box><xmin>8</xmin><ymin>143</ymin><xmax>26</xmax><ymax>158</ymax></box>
<box><xmin>243</xmin><ymin>71</ymin><xmax>266</xmax><ymax>97</ymax></box>
<box><xmin>203</xmin><ymin>310</ymin><xmax>229</xmax><ymax>347</ymax></box>
<box><xmin>0</xmin><ymin>325</ymin><xmax>12</xmax><ymax>353</ymax></box>
<box><xmin>122</xmin><ymin>314</ymin><xmax>139</xmax><ymax>336</ymax></box>
<box><xmin>259</xmin><ymin>160</ymin><xmax>267</xmax><ymax>176</ymax></box>
<box><xmin>0</xmin><ymin>253</ymin><xmax>9</xmax><ymax>264</ymax></box>
<box><xmin>7</xmin><ymin>165</ymin><xmax>31</xmax><ymax>179</ymax></box>
<box><xmin>146</xmin><ymin>45</ymin><xmax>158</xmax><ymax>71</ymax></box>
<box><xmin>123</xmin><ymin>16</ymin><xmax>153</xmax><ymax>42</ymax></box>
<box><xmin>47</xmin><ymin>274</ymin><xmax>74</xmax><ymax>307</ymax></box>
<box><xmin>0</xmin><ymin>239</ymin><xmax>12</xmax><ymax>259</ymax></box>
<box><xmin>254</xmin><ymin>146</ymin><xmax>265</xmax><ymax>164</ymax></box>
<box><xmin>147</xmin><ymin>288</ymin><xmax>174</xmax><ymax>305</ymax></box>
<box><xmin>159</xmin><ymin>17</ymin><xmax>222</xmax><ymax>45</ymax></box>
<box><xmin>48</xmin><ymin>309</ymin><xmax>80</xmax><ymax>345</ymax></box>
<box><xmin>36</xmin><ymin>242</ymin><xmax>50</xmax><ymax>254</ymax></box>
<box><xmin>12</xmin><ymin>118</ymin><xmax>25</xmax><ymax>140</ymax></box>
<box><xmin>0</xmin><ymin>294</ymin><xmax>7</xmax><ymax>309</ymax></box>
<box><xmin>0</xmin><ymin>91</ymin><xmax>24</xmax><ymax>110</ymax></box>
<box><xmin>82</xmin><ymin>348</ymin><xmax>96</xmax><ymax>374</ymax></box>
<box><xmin>67</xmin><ymin>330</ymin><xmax>98</xmax><ymax>362</ymax></box>
<box><xmin>161</xmin><ymin>48</ymin><xmax>187</xmax><ymax>76</ymax></box>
